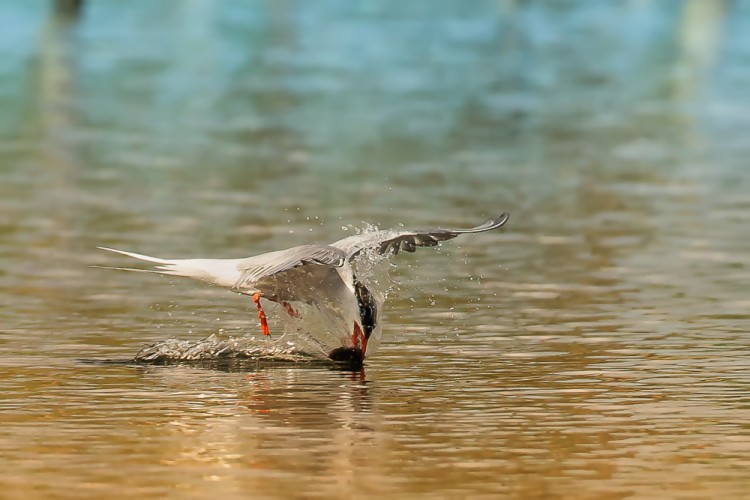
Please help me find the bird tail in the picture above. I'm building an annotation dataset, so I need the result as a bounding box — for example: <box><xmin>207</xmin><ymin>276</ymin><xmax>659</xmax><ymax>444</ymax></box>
<box><xmin>95</xmin><ymin>247</ymin><xmax>242</xmax><ymax>289</ymax></box>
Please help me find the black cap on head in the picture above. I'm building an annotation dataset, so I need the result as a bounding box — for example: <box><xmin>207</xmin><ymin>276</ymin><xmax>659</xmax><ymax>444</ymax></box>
<box><xmin>328</xmin><ymin>346</ymin><xmax>365</xmax><ymax>370</ymax></box>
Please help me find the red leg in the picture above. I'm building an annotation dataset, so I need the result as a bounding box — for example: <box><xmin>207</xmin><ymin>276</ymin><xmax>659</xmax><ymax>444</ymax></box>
<box><xmin>282</xmin><ymin>301</ymin><xmax>300</xmax><ymax>318</ymax></box>
<box><xmin>252</xmin><ymin>293</ymin><xmax>270</xmax><ymax>336</ymax></box>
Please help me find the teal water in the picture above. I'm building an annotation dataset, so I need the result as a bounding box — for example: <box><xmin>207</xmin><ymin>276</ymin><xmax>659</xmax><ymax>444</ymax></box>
<box><xmin>1</xmin><ymin>1</ymin><xmax>750</xmax><ymax>498</ymax></box>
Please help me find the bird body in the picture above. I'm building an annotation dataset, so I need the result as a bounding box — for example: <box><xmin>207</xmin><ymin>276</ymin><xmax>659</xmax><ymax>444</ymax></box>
<box><xmin>98</xmin><ymin>213</ymin><xmax>509</xmax><ymax>364</ymax></box>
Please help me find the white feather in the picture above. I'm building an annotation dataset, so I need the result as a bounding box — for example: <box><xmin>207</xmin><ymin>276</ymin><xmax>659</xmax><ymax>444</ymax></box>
<box><xmin>96</xmin><ymin>247</ymin><xmax>244</xmax><ymax>289</ymax></box>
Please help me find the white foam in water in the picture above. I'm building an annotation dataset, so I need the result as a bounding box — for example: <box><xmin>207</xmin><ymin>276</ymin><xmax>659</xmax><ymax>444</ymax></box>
<box><xmin>133</xmin><ymin>333</ymin><xmax>313</xmax><ymax>363</ymax></box>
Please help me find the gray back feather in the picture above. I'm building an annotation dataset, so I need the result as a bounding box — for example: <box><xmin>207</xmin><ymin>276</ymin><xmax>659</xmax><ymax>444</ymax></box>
<box><xmin>232</xmin><ymin>244</ymin><xmax>346</xmax><ymax>289</ymax></box>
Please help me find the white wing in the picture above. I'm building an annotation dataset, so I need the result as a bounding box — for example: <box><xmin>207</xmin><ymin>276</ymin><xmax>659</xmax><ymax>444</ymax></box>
<box><xmin>232</xmin><ymin>244</ymin><xmax>346</xmax><ymax>290</ymax></box>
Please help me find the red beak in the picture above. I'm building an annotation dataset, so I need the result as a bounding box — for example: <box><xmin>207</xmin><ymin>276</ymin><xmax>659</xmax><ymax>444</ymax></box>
<box><xmin>360</xmin><ymin>335</ymin><xmax>368</xmax><ymax>358</ymax></box>
<box><xmin>352</xmin><ymin>322</ymin><xmax>368</xmax><ymax>358</ymax></box>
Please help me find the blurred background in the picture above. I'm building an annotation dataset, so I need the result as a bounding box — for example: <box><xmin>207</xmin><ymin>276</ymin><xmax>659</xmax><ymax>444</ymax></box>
<box><xmin>1</xmin><ymin>0</ymin><xmax>749</xmax><ymax>498</ymax></box>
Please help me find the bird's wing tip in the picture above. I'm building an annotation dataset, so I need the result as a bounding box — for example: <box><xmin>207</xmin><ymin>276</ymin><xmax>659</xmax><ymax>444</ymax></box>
<box><xmin>492</xmin><ymin>212</ymin><xmax>510</xmax><ymax>226</ymax></box>
<box><xmin>466</xmin><ymin>212</ymin><xmax>510</xmax><ymax>232</ymax></box>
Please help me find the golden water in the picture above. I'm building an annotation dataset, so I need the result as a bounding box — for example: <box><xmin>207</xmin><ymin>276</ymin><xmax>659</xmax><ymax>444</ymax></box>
<box><xmin>2</xmin><ymin>1</ymin><xmax>749</xmax><ymax>498</ymax></box>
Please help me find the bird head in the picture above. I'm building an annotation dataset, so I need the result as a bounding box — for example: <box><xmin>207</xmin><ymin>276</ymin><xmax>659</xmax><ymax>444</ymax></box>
<box><xmin>328</xmin><ymin>346</ymin><xmax>365</xmax><ymax>370</ymax></box>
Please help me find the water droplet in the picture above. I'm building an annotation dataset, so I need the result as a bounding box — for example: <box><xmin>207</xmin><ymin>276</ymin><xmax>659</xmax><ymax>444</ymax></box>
<box><xmin>341</xmin><ymin>226</ymin><xmax>348</xmax><ymax>231</ymax></box>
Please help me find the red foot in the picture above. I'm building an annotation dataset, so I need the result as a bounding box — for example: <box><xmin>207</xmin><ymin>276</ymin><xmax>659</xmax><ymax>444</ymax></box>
<box><xmin>252</xmin><ymin>293</ymin><xmax>270</xmax><ymax>336</ymax></box>
<box><xmin>282</xmin><ymin>301</ymin><xmax>300</xmax><ymax>318</ymax></box>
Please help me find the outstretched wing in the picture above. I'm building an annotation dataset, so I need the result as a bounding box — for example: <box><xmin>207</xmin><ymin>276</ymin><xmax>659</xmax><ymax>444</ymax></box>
<box><xmin>330</xmin><ymin>212</ymin><xmax>510</xmax><ymax>260</ymax></box>
<box><xmin>233</xmin><ymin>244</ymin><xmax>347</xmax><ymax>289</ymax></box>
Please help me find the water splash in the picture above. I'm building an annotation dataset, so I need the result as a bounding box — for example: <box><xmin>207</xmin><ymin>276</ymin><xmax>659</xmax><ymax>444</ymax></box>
<box><xmin>134</xmin><ymin>333</ymin><xmax>312</xmax><ymax>363</ymax></box>
<box><xmin>136</xmin><ymin>223</ymin><xmax>399</xmax><ymax>365</ymax></box>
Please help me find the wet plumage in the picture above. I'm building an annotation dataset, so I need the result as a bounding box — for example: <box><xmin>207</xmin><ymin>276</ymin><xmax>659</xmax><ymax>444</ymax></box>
<box><xmin>97</xmin><ymin>212</ymin><xmax>510</xmax><ymax>364</ymax></box>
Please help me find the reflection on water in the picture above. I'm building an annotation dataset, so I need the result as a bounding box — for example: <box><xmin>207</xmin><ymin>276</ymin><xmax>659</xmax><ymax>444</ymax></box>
<box><xmin>1</xmin><ymin>1</ymin><xmax>750</xmax><ymax>498</ymax></box>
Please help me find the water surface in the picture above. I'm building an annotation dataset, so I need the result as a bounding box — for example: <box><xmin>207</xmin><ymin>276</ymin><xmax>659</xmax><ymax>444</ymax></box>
<box><xmin>2</xmin><ymin>1</ymin><xmax>750</xmax><ymax>498</ymax></box>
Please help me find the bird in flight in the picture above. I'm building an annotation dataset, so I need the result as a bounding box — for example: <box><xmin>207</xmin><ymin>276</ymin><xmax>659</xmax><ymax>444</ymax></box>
<box><xmin>98</xmin><ymin>212</ymin><xmax>509</xmax><ymax>364</ymax></box>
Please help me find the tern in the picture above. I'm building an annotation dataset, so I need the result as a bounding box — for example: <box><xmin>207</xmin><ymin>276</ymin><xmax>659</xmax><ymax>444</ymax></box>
<box><xmin>97</xmin><ymin>212</ymin><xmax>509</xmax><ymax>364</ymax></box>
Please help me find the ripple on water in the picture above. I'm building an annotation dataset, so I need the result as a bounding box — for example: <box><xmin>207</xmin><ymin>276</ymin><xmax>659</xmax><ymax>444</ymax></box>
<box><xmin>2</xmin><ymin>1</ymin><xmax>750</xmax><ymax>497</ymax></box>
